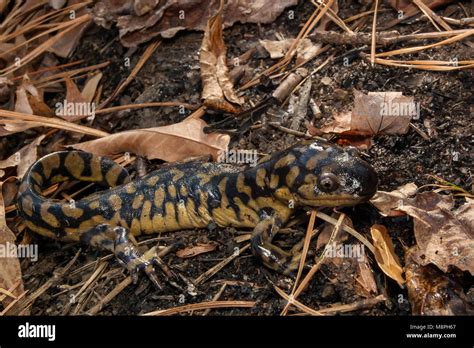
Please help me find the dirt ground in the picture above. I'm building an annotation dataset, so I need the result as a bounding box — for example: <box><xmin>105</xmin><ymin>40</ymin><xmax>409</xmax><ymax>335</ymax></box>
<box><xmin>8</xmin><ymin>0</ymin><xmax>473</xmax><ymax>315</ymax></box>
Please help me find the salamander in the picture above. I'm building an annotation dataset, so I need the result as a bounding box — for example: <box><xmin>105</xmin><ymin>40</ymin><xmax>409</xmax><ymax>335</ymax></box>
<box><xmin>16</xmin><ymin>139</ymin><xmax>378</xmax><ymax>287</ymax></box>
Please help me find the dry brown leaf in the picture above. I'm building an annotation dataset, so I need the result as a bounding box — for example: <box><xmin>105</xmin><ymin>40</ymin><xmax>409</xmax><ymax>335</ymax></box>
<box><xmin>320</xmin><ymin>90</ymin><xmax>416</xmax><ymax>138</ymax></box>
<box><xmin>49</xmin><ymin>9</ymin><xmax>92</xmax><ymax>58</ymax></box>
<box><xmin>81</xmin><ymin>72</ymin><xmax>103</xmax><ymax>103</ymax></box>
<box><xmin>404</xmin><ymin>246</ymin><xmax>473</xmax><ymax>315</ymax></box>
<box><xmin>370</xmin><ymin>224</ymin><xmax>405</xmax><ymax>287</ymax></box>
<box><xmin>0</xmin><ymin>181</ymin><xmax>25</xmax><ymax>310</ymax></box>
<box><xmin>401</xmin><ymin>196</ymin><xmax>474</xmax><ymax>275</ymax></box>
<box><xmin>94</xmin><ymin>0</ymin><xmax>298</xmax><ymax>47</ymax></box>
<box><xmin>373</xmin><ymin>185</ymin><xmax>473</xmax><ymax>275</ymax></box>
<box><xmin>71</xmin><ymin>118</ymin><xmax>230</xmax><ymax>162</ymax></box>
<box><xmin>176</xmin><ymin>242</ymin><xmax>217</xmax><ymax>258</ymax></box>
<box><xmin>55</xmin><ymin>77</ymin><xmax>91</xmax><ymax>122</ymax></box>
<box><xmin>200</xmin><ymin>1</ymin><xmax>243</xmax><ymax>113</ymax></box>
<box><xmin>0</xmin><ymin>134</ymin><xmax>46</xmax><ymax>178</ymax></box>
<box><xmin>356</xmin><ymin>252</ymin><xmax>378</xmax><ymax>295</ymax></box>
<box><xmin>370</xmin><ymin>182</ymin><xmax>419</xmax><ymax>217</ymax></box>
<box><xmin>2</xmin><ymin>81</ymin><xmax>51</xmax><ymax>136</ymax></box>
<box><xmin>1</xmin><ymin>86</ymin><xmax>41</xmax><ymax>135</ymax></box>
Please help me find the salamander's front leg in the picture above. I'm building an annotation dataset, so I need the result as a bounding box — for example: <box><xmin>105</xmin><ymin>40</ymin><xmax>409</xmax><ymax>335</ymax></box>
<box><xmin>250</xmin><ymin>216</ymin><xmax>301</xmax><ymax>275</ymax></box>
<box><xmin>80</xmin><ymin>224</ymin><xmax>164</xmax><ymax>289</ymax></box>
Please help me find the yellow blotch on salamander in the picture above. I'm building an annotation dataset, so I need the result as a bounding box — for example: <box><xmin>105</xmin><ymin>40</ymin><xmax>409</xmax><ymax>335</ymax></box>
<box><xmin>163</xmin><ymin>201</ymin><xmax>179</xmax><ymax>231</ymax></box>
<box><xmin>130</xmin><ymin>218</ymin><xmax>141</xmax><ymax>235</ymax></box>
<box><xmin>88</xmin><ymin>155</ymin><xmax>103</xmax><ymax>182</ymax></box>
<box><xmin>154</xmin><ymin>186</ymin><xmax>165</xmax><ymax>209</ymax></box>
<box><xmin>146</xmin><ymin>175</ymin><xmax>159</xmax><ymax>187</ymax></box>
<box><xmin>286</xmin><ymin>166</ymin><xmax>300</xmax><ymax>187</ymax></box>
<box><xmin>167</xmin><ymin>185</ymin><xmax>177</xmax><ymax>199</ymax></box>
<box><xmin>31</xmin><ymin>171</ymin><xmax>43</xmax><ymax>186</ymax></box>
<box><xmin>274</xmin><ymin>154</ymin><xmax>296</xmax><ymax>169</ymax></box>
<box><xmin>88</xmin><ymin>201</ymin><xmax>100</xmax><ymax>210</ymax></box>
<box><xmin>40</xmin><ymin>204</ymin><xmax>60</xmax><ymax>228</ymax></box>
<box><xmin>65</xmin><ymin>152</ymin><xmax>85</xmax><ymax>180</ymax></box>
<box><xmin>139</xmin><ymin>200</ymin><xmax>153</xmax><ymax>233</ymax></box>
<box><xmin>132</xmin><ymin>194</ymin><xmax>144</xmax><ymax>209</ymax></box>
<box><xmin>108</xmin><ymin>194</ymin><xmax>122</xmax><ymax>210</ymax></box>
<box><xmin>236</xmin><ymin>173</ymin><xmax>252</xmax><ymax>198</ymax></box>
<box><xmin>125</xmin><ymin>183</ymin><xmax>137</xmax><ymax>194</ymax></box>
<box><xmin>171</xmin><ymin>170</ymin><xmax>184</xmax><ymax>182</ymax></box>
<box><xmin>62</xmin><ymin>205</ymin><xmax>84</xmax><ymax>219</ymax></box>
<box><xmin>255</xmin><ymin>168</ymin><xmax>266</xmax><ymax>188</ymax></box>
<box><xmin>269</xmin><ymin>174</ymin><xmax>279</xmax><ymax>190</ymax></box>
<box><xmin>211</xmin><ymin>177</ymin><xmax>240</xmax><ymax>226</ymax></box>
<box><xmin>106</xmin><ymin>165</ymin><xmax>125</xmax><ymax>187</ymax></box>
<box><xmin>43</xmin><ymin>154</ymin><xmax>60</xmax><ymax>180</ymax></box>
<box><xmin>179</xmin><ymin>185</ymin><xmax>188</xmax><ymax>197</ymax></box>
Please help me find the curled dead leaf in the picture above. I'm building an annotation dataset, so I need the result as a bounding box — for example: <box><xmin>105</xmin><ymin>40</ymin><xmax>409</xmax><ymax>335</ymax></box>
<box><xmin>373</xmin><ymin>185</ymin><xmax>473</xmax><ymax>276</ymax></box>
<box><xmin>370</xmin><ymin>182</ymin><xmax>419</xmax><ymax>216</ymax></box>
<box><xmin>56</xmin><ymin>77</ymin><xmax>91</xmax><ymax>122</ymax></box>
<box><xmin>402</xmin><ymin>196</ymin><xmax>474</xmax><ymax>275</ymax></box>
<box><xmin>318</xmin><ymin>91</ymin><xmax>416</xmax><ymax>147</ymax></box>
<box><xmin>71</xmin><ymin>118</ymin><xmax>230</xmax><ymax>162</ymax></box>
<box><xmin>81</xmin><ymin>72</ymin><xmax>103</xmax><ymax>103</ymax></box>
<box><xmin>370</xmin><ymin>224</ymin><xmax>405</xmax><ymax>287</ymax></box>
<box><xmin>200</xmin><ymin>1</ymin><xmax>243</xmax><ymax>113</ymax></box>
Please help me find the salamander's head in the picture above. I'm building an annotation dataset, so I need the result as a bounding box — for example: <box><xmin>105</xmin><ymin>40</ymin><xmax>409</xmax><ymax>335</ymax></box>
<box><xmin>269</xmin><ymin>140</ymin><xmax>378</xmax><ymax>207</ymax></box>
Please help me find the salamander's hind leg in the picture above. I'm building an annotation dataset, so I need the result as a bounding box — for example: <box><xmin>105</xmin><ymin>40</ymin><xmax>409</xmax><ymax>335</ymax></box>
<box><xmin>250</xmin><ymin>216</ymin><xmax>302</xmax><ymax>275</ymax></box>
<box><xmin>80</xmin><ymin>224</ymin><xmax>165</xmax><ymax>289</ymax></box>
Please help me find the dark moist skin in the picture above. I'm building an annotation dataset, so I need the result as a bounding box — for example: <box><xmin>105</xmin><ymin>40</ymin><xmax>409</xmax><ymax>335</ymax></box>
<box><xmin>17</xmin><ymin>139</ymin><xmax>378</xmax><ymax>287</ymax></box>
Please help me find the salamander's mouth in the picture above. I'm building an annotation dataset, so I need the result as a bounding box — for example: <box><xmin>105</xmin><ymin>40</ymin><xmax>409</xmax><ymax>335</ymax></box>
<box><xmin>296</xmin><ymin>194</ymin><xmax>372</xmax><ymax>207</ymax></box>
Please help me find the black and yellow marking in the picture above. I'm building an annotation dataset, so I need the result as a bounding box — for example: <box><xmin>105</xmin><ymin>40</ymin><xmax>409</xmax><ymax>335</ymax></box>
<box><xmin>17</xmin><ymin>140</ymin><xmax>378</xmax><ymax>275</ymax></box>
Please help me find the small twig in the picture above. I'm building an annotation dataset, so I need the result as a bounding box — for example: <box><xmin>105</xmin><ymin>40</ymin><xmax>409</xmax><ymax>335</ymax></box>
<box><xmin>142</xmin><ymin>300</ymin><xmax>255</xmax><ymax>316</ymax></box>
<box><xmin>375</xmin><ymin>29</ymin><xmax>474</xmax><ymax>58</ymax></box>
<box><xmin>281</xmin><ymin>213</ymin><xmax>345</xmax><ymax>315</ymax></box>
<box><xmin>291</xmin><ymin>210</ymin><xmax>317</xmax><ymax>297</ymax></box>
<box><xmin>194</xmin><ymin>244</ymin><xmax>250</xmax><ymax>285</ymax></box>
<box><xmin>12</xmin><ymin>249</ymin><xmax>81</xmax><ymax>315</ymax></box>
<box><xmin>268</xmin><ymin>122</ymin><xmax>311</xmax><ymax>138</ymax></box>
<box><xmin>95</xmin><ymin>102</ymin><xmax>199</xmax><ymax>115</ymax></box>
<box><xmin>99</xmin><ymin>40</ymin><xmax>161</xmax><ymax>108</ymax></box>
<box><xmin>85</xmin><ymin>246</ymin><xmax>173</xmax><ymax>315</ymax></box>
<box><xmin>287</xmin><ymin>294</ymin><xmax>387</xmax><ymax>316</ymax></box>
<box><xmin>202</xmin><ymin>283</ymin><xmax>227</xmax><ymax>316</ymax></box>
<box><xmin>274</xmin><ymin>285</ymin><xmax>323</xmax><ymax>316</ymax></box>
<box><xmin>87</xmin><ymin>277</ymin><xmax>132</xmax><ymax>315</ymax></box>
<box><xmin>316</xmin><ymin>211</ymin><xmax>375</xmax><ymax>254</ymax></box>
<box><xmin>409</xmin><ymin>123</ymin><xmax>430</xmax><ymax>140</ymax></box>
<box><xmin>0</xmin><ymin>110</ymin><xmax>109</xmax><ymax>137</ymax></box>
<box><xmin>370</xmin><ymin>0</ymin><xmax>379</xmax><ymax>66</ymax></box>
<box><xmin>69</xmin><ymin>261</ymin><xmax>108</xmax><ymax>315</ymax></box>
<box><xmin>413</xmin><ymin>0</ymin><xmax>452</xmax><ymax>31</ymax></box>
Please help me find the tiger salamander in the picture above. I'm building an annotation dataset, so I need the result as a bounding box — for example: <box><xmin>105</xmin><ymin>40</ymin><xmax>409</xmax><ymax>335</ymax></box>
<box><xmin>17</xmin><ymin>139</ymin><xmax>378</xmax><ymax>287</ymax></box>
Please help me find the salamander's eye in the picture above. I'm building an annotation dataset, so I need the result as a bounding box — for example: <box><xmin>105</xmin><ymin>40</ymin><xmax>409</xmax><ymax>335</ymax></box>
<box><xmin>317</xmin><ymin>173</ymin><xmax>339</xmax><ymax>192</ymax></box>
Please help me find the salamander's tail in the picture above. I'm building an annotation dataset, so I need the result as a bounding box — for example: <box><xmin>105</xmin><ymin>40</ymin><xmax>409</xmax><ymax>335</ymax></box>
<box><xmin>16</xmin><ymin>151</ymin><xmax>130</xmax><ymax>239</ymax></box>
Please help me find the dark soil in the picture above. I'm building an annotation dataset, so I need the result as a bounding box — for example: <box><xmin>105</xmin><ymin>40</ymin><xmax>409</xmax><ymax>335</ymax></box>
<box><xmin>7</xmin><ymin>0</ymin><xmax>473</xmax><ymax>315</ymax></box>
